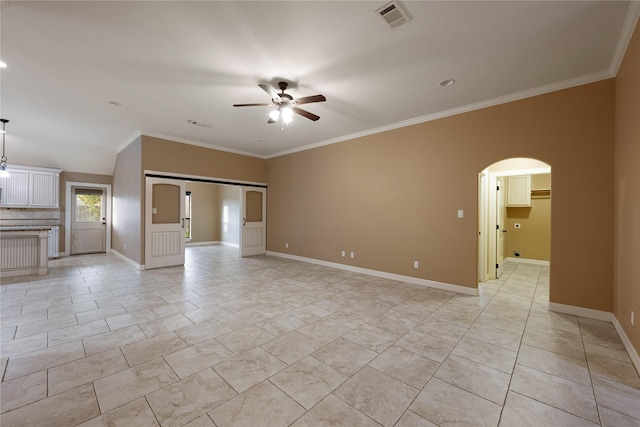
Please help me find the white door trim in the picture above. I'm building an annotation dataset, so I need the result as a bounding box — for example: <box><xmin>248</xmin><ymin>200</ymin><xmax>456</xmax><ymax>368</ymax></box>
<box><xmin>64</xmin><ymin>181</ymin><xmax>112</xmax><ymax>257</ymax></box>
<box><xmin>484</xmin><ymin>165</ymin><xmax>551</xmax><ymax>279</ymax></box>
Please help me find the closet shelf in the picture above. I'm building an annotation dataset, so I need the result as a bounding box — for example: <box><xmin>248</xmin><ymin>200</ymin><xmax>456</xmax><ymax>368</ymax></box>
<box><xmin>531</xmin><ymin>188</ymin><xmax>551</xmax><ymax>199</ymax></box>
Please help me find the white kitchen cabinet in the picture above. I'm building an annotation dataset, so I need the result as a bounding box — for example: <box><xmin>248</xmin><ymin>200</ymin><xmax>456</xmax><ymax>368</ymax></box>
<box><xmin>506</xmin><ymin>175</ymin><xmax>531</xmax><ymax>207</ymax></box>
<box><xmin>48</xmin><ymin>226</ymin><xmax>59</xmax><ymax>258</ymax></box>
<box><xmin>0</xmin><ymin>165</ymin><xmax>61</xmax><ymax>208</ymax></box>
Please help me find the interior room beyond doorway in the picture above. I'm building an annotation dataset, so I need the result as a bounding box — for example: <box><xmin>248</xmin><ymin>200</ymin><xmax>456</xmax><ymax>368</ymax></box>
<box><xmin>478</xmin><ymin>158</ymin><xmax>551</xmax><ymax>284</ymax></box>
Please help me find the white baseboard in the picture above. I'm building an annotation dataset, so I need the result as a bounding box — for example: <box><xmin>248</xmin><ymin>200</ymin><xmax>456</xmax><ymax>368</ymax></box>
<box><xmin>506</xmin><ymin>257</ymin><xmax>550</xmax><ymax>266</ymax></box>
<box><xmin>220</xmin><ymin>241</ymin><xmax>239</xmax><ymax>248</ymax></box>
<box><xmin>547</xmin><ymin>302</ymin><xmax>612</xmax><ymax>322</ymax></box>
<box><xmin>110</xmin><ymin>249</ymin><xmax>144</xmax><ymax>270</ymax></box>
<box><xmin>186</xmin><ymin>241</ymin><xmax>219</xmax><ymax>247</ymax></box>
<box><xmin>612</xmin><ymin>315</ymin><xmax>640</xmax><ymax>376</ymax></box>
<box><xmin>267</xmin><ymin>251</ymin><xmax>477</xmax><ymax>296</ymax></box>
<box><xmin>186</xmin><ymin>241</ymin><xmax>239</xmax><ymax>248</ymax></box>
<box><xmin>547</xmin><ymin>302</ymin><xmax>640</xmax><ymax>373</ymax></box>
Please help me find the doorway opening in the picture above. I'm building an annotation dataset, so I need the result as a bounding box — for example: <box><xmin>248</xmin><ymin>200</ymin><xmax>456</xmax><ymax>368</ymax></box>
<box><xmin>143</xmin><ymin>172</ymin><xmax>267</xmax><ymax>270</ymax></box>
<box><xmin>478</xmin><ymin>158</ymin><xmax>551</xmax><ymax>283</ymax></box>
<box><xmin>182</xmin><ymin>182</ymin><xmax>266</xmax><ymax>257</ymax></box>
<box><xmin>64</xmin><ymin>181</ymin><xmax>112</xmax><ymax>257</ymax></box>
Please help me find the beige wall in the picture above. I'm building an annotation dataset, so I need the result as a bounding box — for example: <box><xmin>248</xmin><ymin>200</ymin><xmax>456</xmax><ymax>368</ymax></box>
<box><xmin>506</xmin><ymin>174</ymin><xmax>551</xmax><ymax>261</ymax></box>
<box><xmin>141</xmin><ymin>136</ymin><xmax>267</xmax><ymax>184</ymax></box>
<box><xmin>59</xmin><ymin>171</ymin><xmax>112</xmax><ymax>253</ymax></box>
<box><xmin>186</xmin><ymin>181</ymin><xmax>220</xmax><ymax>243</ymax></box>
<box><xmin>614</xmin><ymin>23</ymin><xmax>640</xmax><ymax>355</ymax></box>
<box><xmin>112</xmin><ymin>137</ymin><xmax>143</xmax><ymax>264</ymax></box>
<box><xmin>267</xmin><ymin>79</ymin><xmax>615</xmax><ymax>312</ymax></box>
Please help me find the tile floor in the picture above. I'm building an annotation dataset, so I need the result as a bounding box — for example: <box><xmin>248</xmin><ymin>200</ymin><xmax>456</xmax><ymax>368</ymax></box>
<box><xmin>1</xmin><ymin>245</ymin><xmax>639</xmax><ymax>426</ymax></box>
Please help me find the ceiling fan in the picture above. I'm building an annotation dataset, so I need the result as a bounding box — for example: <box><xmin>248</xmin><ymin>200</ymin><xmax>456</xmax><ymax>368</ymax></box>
<box><xmin>233</xmin><ymin>81</ymin><xmax>326</xmax><ymax>125</ymax></box>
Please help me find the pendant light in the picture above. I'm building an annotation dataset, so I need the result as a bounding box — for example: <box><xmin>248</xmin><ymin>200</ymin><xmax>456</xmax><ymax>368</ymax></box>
<box><xmin>0</xmin><ymin>119</ymin><xmax>9</xmax><ymax>177</ymax></box>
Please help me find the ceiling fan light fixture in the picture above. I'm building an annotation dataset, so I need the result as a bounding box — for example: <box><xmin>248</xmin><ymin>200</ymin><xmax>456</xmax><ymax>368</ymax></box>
<box><xmin>0</xmin><ymin>118</ymin><xmax>10</xmax><ymax>177</ymax></box>
<box><xmin>282</xmin><ymin>107</ymin><xmax>293</xmax><ymax>124</ymax></box>
<box><xmin>269</xmin><ymin>109</ymin><xmax>280</xmax><ymax>122</ymax></box>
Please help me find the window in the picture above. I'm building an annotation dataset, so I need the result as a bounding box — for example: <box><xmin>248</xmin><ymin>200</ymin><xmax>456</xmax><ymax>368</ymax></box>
<box><xmin>185</xmin><ymin>191</ymin><xmax>192</xmax><ymax>240</ymax></box>
<box><xmin>75</xmin><ymin>189</ymin><xmax>103</xmax><ymax>222</ymax></box>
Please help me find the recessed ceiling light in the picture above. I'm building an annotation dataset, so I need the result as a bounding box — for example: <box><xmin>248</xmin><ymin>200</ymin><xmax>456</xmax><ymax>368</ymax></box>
<box><xmin>439</xmin><ymin>79</ymin><xmax>455</xmax><ymax>87</ymax></box>
<box><xmin>108</xmin><ymin>100</ymin><xmax>122</xmax><ymax>106</ymax></box>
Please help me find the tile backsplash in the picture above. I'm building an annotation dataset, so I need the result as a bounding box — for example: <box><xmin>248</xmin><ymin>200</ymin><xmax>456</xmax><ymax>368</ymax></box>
<box><xmin>0</xmin><ymin>208</ymin><xmax>61</xmax><ymax>226</ymax></box>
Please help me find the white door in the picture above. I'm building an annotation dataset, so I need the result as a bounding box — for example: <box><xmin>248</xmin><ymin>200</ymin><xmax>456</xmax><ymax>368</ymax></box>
<box><xmin>240</xmin><ymin>187</ymin><xmax>266</xmax><ymax>257</ymax></box>
<box><xmin>496</xmin><ymin>177</ymin><xmax>506</xmax><ymax>278</ymax></box>
<box><xmin>71</xmin><ymin>187</ymin><xmax>106</xmax><ymax>254</ymax></box>
<box><xmin>145</xmin><ymin>177</ymin><xmax>186</xmax><ymax>269</ymax></box>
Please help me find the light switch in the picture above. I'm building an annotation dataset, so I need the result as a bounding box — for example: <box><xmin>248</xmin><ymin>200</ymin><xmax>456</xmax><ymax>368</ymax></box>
<box><xmin>457</xmin><ymin>210</ymin><xmax>464</xmax><ymax>218</ymax></box>
<box><xmin>152</xmin><ymin>208</ymin><xmax>157</xmax><ymax>214</ymax></box>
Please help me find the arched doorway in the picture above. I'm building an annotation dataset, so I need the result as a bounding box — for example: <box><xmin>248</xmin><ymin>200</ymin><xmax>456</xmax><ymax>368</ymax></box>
<box><xmin>478</xmin><ymin>158</ymin><xmax>551</xmax><ymax>284</ymax></box>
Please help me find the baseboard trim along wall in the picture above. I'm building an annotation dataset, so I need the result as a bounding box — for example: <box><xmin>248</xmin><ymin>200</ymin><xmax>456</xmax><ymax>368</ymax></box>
<box><xmin>506</xmin><ymin>257</ymin><xmax>550</xmax><ymax>266</ymax></box>
<box><xmin>110</xmin><ymin>249</ymin><xmax>143</xmax><ymax>270</ymax></box>
<box><xmin>267</xmin><ymin>251</ymin><xmax>478</xmax><ymax>296</ymax></box>
<box><xmin>612</xmin><ymin>315</ymin><xmax>640</xmax><ymax>376</ymax></box>
<box><xmin>549</xmin><ymin>301</ymin><xmax>640</xmax><ymax>375</ymax></box>
<box><xmin>547</xmin><ymin>302</ymin><xmax>612</xmax><ymax>321</ymax></box>
<box><xmin>186</xmin><ymin>241</ymin><xmax>219</xmax><ymax>247</ymax></box>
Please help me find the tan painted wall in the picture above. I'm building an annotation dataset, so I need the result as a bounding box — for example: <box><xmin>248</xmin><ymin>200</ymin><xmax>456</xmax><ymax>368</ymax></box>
<box><xmin>141</xmin><ymin>136</ymin><xmax>267</xmax><ymax>184</ymax></box>
<box><xmin>59</xmin><ymin>171</ymin><xmax>112</xmax><ymax>253</ymax></box>
<box><xmin>614</xmin><ymin>22</ymin><xmax>640</xmax><ymax>355</ymax></box>
<box><xmin>267</xmin><ymin>80</ymin><xmax>615</xmax><ymax>311</ymax></box>
<box><xmin>186</xmin><ymin>181</ymin><xmax>220</xmax><ymax>243</ymax></box>
<box><xmin>112</xmin><ymin>137</ymin><xmax>143</xmax><ymax>264</ymax></box>
<box><xmin>506</xmin><ymin>174</ymin><xmax>551</xmax><ymax>261</ymax></box>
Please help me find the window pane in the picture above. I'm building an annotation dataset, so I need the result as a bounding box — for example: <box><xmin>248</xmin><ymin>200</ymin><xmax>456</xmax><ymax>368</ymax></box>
<box><xmin>75</xmin><ymin>192</ymin><xmax>103</xmax><ymax>222</ymax></box>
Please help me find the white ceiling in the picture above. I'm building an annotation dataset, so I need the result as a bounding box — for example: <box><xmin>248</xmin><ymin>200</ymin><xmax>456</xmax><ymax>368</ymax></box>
<box><xmin>1</xmin><ymin>1</ymin><xmax>638</xmax><ymax>175</ymax></box>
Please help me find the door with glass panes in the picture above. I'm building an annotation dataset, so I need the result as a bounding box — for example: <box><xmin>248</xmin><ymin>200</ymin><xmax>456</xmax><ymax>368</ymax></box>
<box><xmin>71</xmin><ymin>187</ymin><xmax>106</xmax><ymax>254</ymax></box>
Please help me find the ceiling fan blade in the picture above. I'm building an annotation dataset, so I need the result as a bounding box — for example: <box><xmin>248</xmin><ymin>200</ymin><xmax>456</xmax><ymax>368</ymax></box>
<box><xmin>292</xmin><ymin>107</ymin><xmax>320</xmax><ymax>121</ymax></box>
<box><xmin>233</xmin><ymin>103</ymin><xmax>271</xmax><ymax>107</ymax></box>
<box><xmin>294</xmin><ymin>94</ymin><xmax>326</xmax><ymax>105</ymax></box>
<box><xmin>259</xmin><ymin>84</ymin><xmax>281</xmax><ymax>102</ymax></box>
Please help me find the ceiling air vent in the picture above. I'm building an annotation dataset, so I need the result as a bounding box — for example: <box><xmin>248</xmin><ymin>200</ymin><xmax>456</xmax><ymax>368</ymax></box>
<box><xmin>376</xmin><ymin>0</ymin><xmax>412</xmax><ymax>29</ymax></box>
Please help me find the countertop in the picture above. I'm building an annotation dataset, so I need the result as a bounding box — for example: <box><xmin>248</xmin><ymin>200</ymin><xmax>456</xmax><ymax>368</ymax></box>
<box><xmin>0</xmin><ymin>226</ymin><xmax>54</xmax><ymax>232</ymax></box>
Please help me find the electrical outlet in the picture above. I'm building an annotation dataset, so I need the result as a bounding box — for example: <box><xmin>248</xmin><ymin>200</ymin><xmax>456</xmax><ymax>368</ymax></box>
<box><xmin>350</xmin><ymin>252</ymin><xmax>355</xmax><ymax>259</ymax></box>
<box><xmin>413</xmin><ymin>261</ymin><xmax>419</xmax><ymax>268</ymax></box>
<box><xmin>285</xmin><ymin>243</ymin><xmax>288</xmax><ymax>249</ymax></box>
<box><xmin>632</xmin><ymin>310</ymin><xmax>635</xmax><ymax>326</ymax></box>
<box><xmin>341</xmin><ymin>251</ymin><xmax>345</xmax><ymax>257</ymax></box>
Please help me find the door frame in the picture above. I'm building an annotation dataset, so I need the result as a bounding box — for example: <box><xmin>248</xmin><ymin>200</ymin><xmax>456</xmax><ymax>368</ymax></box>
<box><xmin>477</xmin><ymin>171</ymin><xmax>488</xmax><ymax>283</ymax></box>
<box><xmin>479</xmin><ymin>164</ymin><xmax>550</xmax><ymax>281</ymax></box>
<box><xmin>143</xmin><ymin>170</ymin><xmax>267</xmax><ymax>258</ymax></box>
<box><xmin>64</xmin><ymin>181</ymin><xmax>112</xmax><ymax>257</ymax></box>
